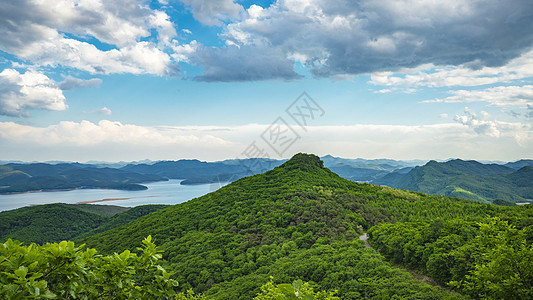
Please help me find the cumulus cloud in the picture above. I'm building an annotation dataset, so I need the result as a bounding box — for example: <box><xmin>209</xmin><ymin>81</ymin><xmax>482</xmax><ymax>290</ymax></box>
<box><xmin>186</xmin><ymin>0</ymin><xmax>533</xmax><ymax>81</ymax></box>
<box><xmin>0</xmin><ymin>0</ymin><xmax>179</xmax><ymax>76</ymax></box>
<box><xmin>58</xmin><ymin>76</ymin><xmax>102</xmax><ymax>91</ymax></box>
<box><xmin>180</xmin><ymin>0</ymin><xmax>243</xmax><ymax>26</ymax></box>
<box><xmin>454</xmin><ymin>108</ymin><xmax>501</xmax><ymax>137</ymax></box>
<box><xmin>453</xmin><ymin>107</ymin><xmax>531</xmax><ymax>146</ymax></box>
<box><xmin>424</xmin><ymin>85</ymin><xmax>533</xmax><ymax>107</ymax></box>
<box><xmin>98</xmin><ymin>107</ymin><xmax>112</xmax><ymax>115</ymax></box>
<box><xmin>0</xmin><ymin>69</ymin><xmax>66</xmax><ymax>116</ymax></box>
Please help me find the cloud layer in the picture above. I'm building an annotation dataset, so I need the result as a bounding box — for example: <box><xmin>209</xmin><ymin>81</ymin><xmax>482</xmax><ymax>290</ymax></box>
<box><xmin>0</xmin><ymin>119</ymin><xmax>531</xmax><ymax>161</ymax></box>
<box><xmin>186</xmin><ymin>0</ymin><xmax>533</xmax><ymax>81</ymax></box>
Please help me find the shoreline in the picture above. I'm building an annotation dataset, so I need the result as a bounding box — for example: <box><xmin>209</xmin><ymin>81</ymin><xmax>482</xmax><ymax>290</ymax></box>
<box><xmin>73</xmin><ymin>195</ymin><xmax>159</xmax><ymax>205</ymax></box>
<box><xmin>0</xmin><ymin>180</ymin><xmax>171</xmax><ymax>195</ymax></box>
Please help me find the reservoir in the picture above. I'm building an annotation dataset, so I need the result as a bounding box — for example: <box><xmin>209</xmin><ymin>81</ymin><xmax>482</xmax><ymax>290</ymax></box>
<box><xmin>0</xmin><ymin>180</ymin><xmax>224</xmax><ymax>212</ymax></box>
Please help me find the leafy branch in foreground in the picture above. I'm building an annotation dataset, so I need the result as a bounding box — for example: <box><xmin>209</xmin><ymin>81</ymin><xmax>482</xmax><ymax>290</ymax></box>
<box><xmin>254</xmin><ymin>277</ymin><xmax>339</xmax><ymax>300</ymax></box>
<box><xmin>0</xmin><ymin>236</ymin><xmax>178</xmax><ymax>299</ymax></box>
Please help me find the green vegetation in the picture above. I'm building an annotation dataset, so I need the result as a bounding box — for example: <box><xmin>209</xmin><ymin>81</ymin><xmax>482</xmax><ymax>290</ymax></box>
<box><xmin>373</xmin><ymin>159</ymin><xmax>533</xmax><ymax>203</ymax></box>
<box><xmin>0</xmin><ymin>203</ymin><xmax>168</xmax><ymax>244</ymax></box>
<box><xmin>369</xmin><ymin>217</ymin><xmax>533</xmax><ymax>299</ymax></box>
<box><xmin>0</xmin><ymin>236</ymin><xmax>178</xmax><ymax>299</ymax></box>
<box><xmin>4</xmin><ymin>154</ymin><xmax>532</xmax><ymax>299</ymax></box>
<box><xmin>0</xmin><ymin>163</ymin><xmax>166</xmax><ymax>194</ymax></box>
<box><xmin>80</xmin><ymin>153</ymin><xmax>533</xmax><ymax>299</ymax></box>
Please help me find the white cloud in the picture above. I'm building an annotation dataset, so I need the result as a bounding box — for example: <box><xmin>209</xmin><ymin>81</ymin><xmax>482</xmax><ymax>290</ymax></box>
<box><xmin>0</xmin><ymin>69</ymin><xmax>66</xmax><ymax>116</ymax></box>
<box><xmin>98</xmin><ymin>107</ymin><xmax>112</xmax><ymax>115</ymax></box>
<box><xmin>58</xmin><ymin>76</ymin><xmax>102</xmax><ymax>91</ymax></box>
<box><xmin>180</xmin><ymin>0</ymin><xmax>244</xmax><ymax>26</ymax></box>
<box><xmin>0</xmin><ymin>120</ymin><xmax>531</xmax><ymax>162</ymax></box>
<box><xmin>0</xmin><ymin>0</ymin><xmax>179</xmax><ymax>76</ymax></box>
<box><xmin>370</xmin><ymin>49</ymin><xmax>533</xmax><ymax>88</ymax></box>
<box><xmin>454</xmin><ymin>108</ymin><xmax>501</xmax><ymax>137</ymax></box>
<box><xmin>424</xmin><ymin>85</ymin><xmax>533</xmax><ymax>107</ymax></box>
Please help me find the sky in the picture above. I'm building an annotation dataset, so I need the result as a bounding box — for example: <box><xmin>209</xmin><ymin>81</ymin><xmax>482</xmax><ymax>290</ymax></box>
<box><xmin>0</xmin><ymin>0</ymin><xmax>532</xmax><ymax>162</ymax></box>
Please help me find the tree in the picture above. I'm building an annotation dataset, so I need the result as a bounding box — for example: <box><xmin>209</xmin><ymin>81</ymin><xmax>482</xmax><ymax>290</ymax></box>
<box><xmin>0</xmin><ymin>236</ymin><xmax>178</xmax><ymax>299</ymax></box>
<box><xmin>254</xmin><ymin>277</ymin><xmax>339</xmax><ymax>300</ymax></box>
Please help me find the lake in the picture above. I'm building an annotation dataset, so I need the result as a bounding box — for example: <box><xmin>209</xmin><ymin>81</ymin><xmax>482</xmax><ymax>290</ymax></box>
<box><xmin>0</xmin><ymin>180</ymin><xmax>227</xmax><ymax>212</ymax></box>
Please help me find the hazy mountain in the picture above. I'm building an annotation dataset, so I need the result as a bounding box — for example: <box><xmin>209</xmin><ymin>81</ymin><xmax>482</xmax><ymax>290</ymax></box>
<box><xmin>0</xmin><ymin>163</ymin><xmax>166</xmax><ymax>194</ymax></box>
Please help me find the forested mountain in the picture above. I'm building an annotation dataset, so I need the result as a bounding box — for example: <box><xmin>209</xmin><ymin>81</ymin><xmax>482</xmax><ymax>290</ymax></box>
<box><xmin>80</xmin><ymin>154</ymin><xmax>533</xmax><ymax>299</ymax></box>
<box><xmin>0</xmin><ymin>203</ymin><xmax>167</xmax><ymax>244</ymax></box>
<box><xmin>505</xmin><ymin>159</ymin><xmax>533</xmax><ymax>170</ymax></box>
<box><xmin>372</xmin><ymin>159</ymin><xmax>533</xmax><ymax>203</ymax></box>
<box><xmin>0</xmin><ymin>163</ymin><xmax>166</xmax><ymax>194</ymax></box>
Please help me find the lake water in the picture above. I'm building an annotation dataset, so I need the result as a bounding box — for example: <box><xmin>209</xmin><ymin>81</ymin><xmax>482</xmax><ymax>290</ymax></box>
<box><xmin>0</xmin><ymin>180</ymin><xmax>226</xmax><ymax>212</ymax></box>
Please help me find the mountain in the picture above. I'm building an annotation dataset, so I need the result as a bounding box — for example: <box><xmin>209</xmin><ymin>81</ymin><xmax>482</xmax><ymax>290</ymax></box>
<box><xmin>0</xmin><ymin>163</ymin><xmax>166</xmax><ymax>194</ymax></box>
<box><xmin>372</xmin><ymin>159</ymin><xmax>532</xmax><ymax>203</ymax></box>
<box><xmin>81</xmin><ymin>153</ymin><xmax>533</xmax><ymax>299</ymax></box>
<box><xmin>505</xmin><ymin>159</ymin><xmax>533</xmax><ymax>170</ymax></box>
<box><xmin>320</xmin><ymin>154</ymin><xmax>425</xmax><ymax>170</ymax></box>
<box><xmin>121</xmin><ymin>156</ymin><xmax>425</xmax><ymax>186</ymax></box>
<box><xmin>0</xmin><ymin>203</ymin><xmax>167</xmax><ymax>244</ymax></box>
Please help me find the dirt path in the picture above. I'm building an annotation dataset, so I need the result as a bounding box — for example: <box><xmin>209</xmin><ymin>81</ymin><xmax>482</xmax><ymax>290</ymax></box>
<box><xmin>359</xmin><ymin>233</ymin><xmax>371</xmax><ymax>248</ymax></box>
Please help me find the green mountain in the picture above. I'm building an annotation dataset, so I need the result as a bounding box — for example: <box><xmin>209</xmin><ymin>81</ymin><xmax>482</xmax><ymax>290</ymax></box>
<box><xmin>0</xmin><ymin>203</ymin><xmax>167</xmax><ymax>244</ymax></box>
<box><xmin>0</xmin><ymin>163</ymin><xmax>166</xmax><ymax>194</ymax></box>
<box><xmin>372</xmin><ymin>159</ymin><xmax>532</xmax><ymax>203</ymax></box>
<box><xmin>505</xmin><ymin>159</ymin><xmax>533</xmax><ymax>170</ymax></box>
<box><xmin>82</xmin><ymin>153</ymin><xmax>533</xmax><ymax>299</ymax></box>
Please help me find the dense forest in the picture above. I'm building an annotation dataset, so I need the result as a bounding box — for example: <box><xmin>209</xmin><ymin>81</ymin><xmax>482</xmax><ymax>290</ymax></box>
<box><xmin>0</xmin><ymin>203</ymin><xmax>168</xmax><ymax>244</ymax></box>
<box><xmin>2</xmin><ymin>154</ymin><xmax>532</xmax><ymax>299</ymax></box>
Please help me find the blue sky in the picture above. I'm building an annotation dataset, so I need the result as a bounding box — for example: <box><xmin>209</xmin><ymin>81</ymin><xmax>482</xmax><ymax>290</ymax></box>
<box><xmin>0</xmin><ymin>0</ymin><xmax>532</xmax><ymax>162</ymax></box>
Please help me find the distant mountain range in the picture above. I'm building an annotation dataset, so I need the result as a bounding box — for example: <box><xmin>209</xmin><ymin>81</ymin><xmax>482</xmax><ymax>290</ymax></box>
<box><xmin>372</xmin><ymin>159</ymin><xmax>533</xmax><ymax>203</ymax></box>
<box><xmin>1</xmin><ymin>156</ymin><xmax>531</xmax><ymax>203</ymax></box>
<box><xmin>0</xmin><ymin>163</ymin><xmax>166</xmax><ymax>194</ymax></box>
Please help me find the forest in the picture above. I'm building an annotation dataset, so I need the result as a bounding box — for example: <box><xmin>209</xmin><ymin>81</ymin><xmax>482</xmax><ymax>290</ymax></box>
<box><xmin>1</xmin><ymin>154</ymin><xmax>532</xmax><ymax>299</ymax></box>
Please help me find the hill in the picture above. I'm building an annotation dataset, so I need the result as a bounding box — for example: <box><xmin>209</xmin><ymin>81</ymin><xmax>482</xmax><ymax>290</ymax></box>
<box><xmin>505</xmin><ymin>159</ymin><xmax>533</xmax><ymax>170</ymax></box>
<box><xmin>0</xmin><ymin>203</ymin><xmax>167</xmax><ymax>244</ymax></box>
<box><xmin>0</xmin><ymin>163</ymin><xmax>166</xmax><ymax>194</ymax></box>
<box><xmin>372</xmin><ymin>159</ymin><xmax>532</xmax><ymax>203</ymax></box>
<box><xmin>83</xmin><ymin>153</ymin><xmax>533</xmax><ymax>299</ymax></box>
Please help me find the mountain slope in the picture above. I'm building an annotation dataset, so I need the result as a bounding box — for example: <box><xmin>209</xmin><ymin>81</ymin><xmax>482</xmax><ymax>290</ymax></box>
<box><xmin>372</xmin><ymin>159</ymin><xmax>532</xmax><ymax>203</ymax></box>
<box><xmin>0</xmin><ymin>203</ymin><xmax>167</xmax><ymax>244</ymax></box>
<box><xmin>83</xmin><ymin>153</ymin><xmax>532</xmax><ymax>299</ymax></box>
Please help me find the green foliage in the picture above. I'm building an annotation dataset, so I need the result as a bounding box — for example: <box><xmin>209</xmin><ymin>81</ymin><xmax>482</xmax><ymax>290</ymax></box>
<box><xmin>369</xmin><ymin>217</ymin><xmax>533</xmax><ymax>299</ymax></box>
<box><xmin>0</xmin><ymin>236</ymin><xmax>178</xmax><ymax>299</ymax></box>
<box><xmin>0</xmin><ymin>203</ymin><xmax>167</xmax><ymax>244</ymax></box>
<box><xmin>254</xmin><ymin>277</ymin><xmax>339</xmax><ymax>300</ymax></box>
<box><xmin>9</xmin><ymin>154</ymin><xmax>532</xmax><ymax>299</ymax></box>
<box><xmin>0</xmin><ymin>204</ymin><xmax>108</xmax><ymax>244</ymax></box>
<box><xmin>449</xmin><ymin>219</ymin><xmax>533</xmax><ymax>299</ymax></box>
<box><xmin>82</xmin><ymin>154</ymin><xmax>486</xmax><ymax>299</ymax></box>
